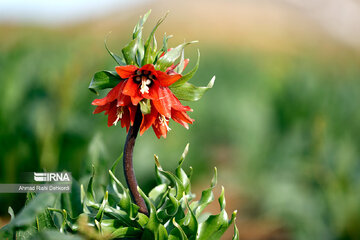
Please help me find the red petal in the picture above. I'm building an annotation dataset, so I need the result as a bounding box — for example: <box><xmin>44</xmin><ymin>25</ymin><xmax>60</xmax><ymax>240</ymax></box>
<box><xmin>171</xmin><ymin>109</ymin><xmax>194</xmax><ymax>129</ymax></box>
<box><xmin>92</xmin><ymin>82</ymin><xmax>123</xmax><ymax>106</ymax></box>
<box><xmin>128</xmin><ymin>105</ymin><xmax>137</xmax><ymax>126</ymax></box>
<box><xmin>166</xmin><ymin>88</ymin><xmax>192</xmax><ymax>112</ymax></box>
<box><xmin>140</xmin><ymin>64</ymin><xmax>156</xmax><ymax>73</ymax></box>
<box><xmin>93</xmin><ymin>104</ymin><xmax>109</xmax><ymax>114</ymax></box>
<box><xmin>117</xmin><ymin>94</ymin><xmax>131</xmax><ymax>107</ymax></box>
<box><xmin>115</xmin><ymin>65</ymin><xmax>137</xmax><ymax>79</ymax></box>
<box><xmin>123</xmin><ymin>78</ymin><xmax>138</xmax><ymax>97</ymax></box>
<box><xmin>92</xmin><ymin>97</ymin><xmax>107</xmax><ymax>106</ymax></box>
<box><xmin>152</xmin><ymin>117</ymin><xmax>168</xmax><ymax>139</ymax></box>
<box><xmin>121</xmin><ymin>107</ymin><xmax>131</xmax><ymax>132</ymax></box>
<box><xmin>152</xmin><ymin>87</ymin><xmax>172</xmax><ymax>118</ymax></box>
<box><xmin>130</xmin><ymin>95</ymin><xmax>143</xmax><ymax>105</ymax></box>
<box><xmin>141</xmin><ymin>81</ymin><xmax>159</xmax><ymax>100</ymax></box>
<box><xmin>107</xmin><ymin>102</ymin><xmax>118</xmax><ymax>127</ymax></box>
<box><xmin>156</xmin><ymin>71</ymin><xmax>182</xmax><ymax>87</ymax></box>
<box><xmin>140</xmin><ymin>110</ymin><xmax>157</xmax><ymax>135</ymax></box>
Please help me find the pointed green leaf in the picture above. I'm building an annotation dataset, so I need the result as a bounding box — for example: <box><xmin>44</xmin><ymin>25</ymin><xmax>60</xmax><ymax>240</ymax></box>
<box><xmin>111</xmin><ymin>227</ymin><xmax>142</xmax><ymax>239</ymax></box>
<box><xmin>170</xmin><ymin>76</ymin><xmax>215</xmax><ymax>101</ymax></box>
<box><xmin>8</xmin><ymin>207</ymin><xmax>15</xmax><ymax>221</ymax></box>
<box><xmin>89</xmin><ymin>70</ymin><xmax>121</xmax><ymax>95</ymax></box>
<box><xmin>139</xmin><ymin>187</ymin><xmax>168</xmax><ymax>240</ymax></box>
<box><xmin>156</xmin><ymin>41</ymin><xmax>198</xmax><ymax>71</ymax></box>
<box><xmin>122</xmin><ymin>38</ymin><xmax>139</xmax><ymax>66</ymax></box>
<box><xmin>181</xmin><ymin>194</ymin><xmax>198</xmax><ymax>239</ymax></box>
<box><xmin>105</xmin><ymin>35</ymin><xmax>126</xmax><ymax>66</ymax></box>
<box><xmin>60</xmin><ymin>180</ymin><xmax>82</xmax><ymax>219</ymax></box>
<box><xmin>110</xmin><ymin>153</ymin><xmax>123</xmax><ymax>173</ymax></box>
<box><xmin>149</xmin><ymin>183</ymin><xmax>168</xmax><ymax>208</ymax></box>
<box><xmin>155</xmin><ymin>156</ymin><xmax>185</xmax><ymax>200</ymax></box>
<box><xmin>171</xmin><ymin>50</ymin><xmax>200</xmax><ymax>87</ymax></box>
<box><xmin>175</xmin><ymin>50</ymin><xmax>185</xmax><ymax>75</ymax></box>
<box><xmin>161</xmin><ymin>33</ymin><xmax>172</xmax><ymax>53</ymax></box>
<box><xmin>95</xmin><ymin>191</ymin><xmax>108</xmax><ymax>222</ymax></box>
<box><xmin>190</xmin><ymin>168</ymin><xmax>217</xmax><ymax>217</ymax></box>
<box><xmin>142</xmin><ymin>12</ymin><xmax>168</xmax><ymax>65</ymax></box>
<box><xmin>196</xmin><ymin>188</ymin><xmax>230</xmax><ymax>240</ymax></box>
<box><xmin>85</xmin><ymin>165</ymin><xmax>98</xmax><ymax>208</ymax></box>
<box><xmin>35</xmin><ymin>208</ymin><xmax>56</xmax><ymax>231</ymax></box>
<box><xmin>133</xmin><ymin>10</ymin><xmax>151</xmax><ymax>39</ymax></box>
<box><xmin>108</xmin><ymin>170</ymin><xmax>138</xmax><ymax>219</ymax></box>
<box><xmin>176</xmin><ymin>144</ymin><xmax>191</xmax><ymax>194</ymax></box>
<box><xmin>7</xmin><ymin>193</ymin><xmax>57</xmax><ymax>229</ymax></box>
<box><xmin>169</xmin><ymin>218</ymin><xmax>188</xmax><ymax>240</ymax></box>
<box><xmin>232</xmin><ymin>219</ymin><xmax>239</xmax><ymax>240</ymax></box>
<box><xmin>165</xmin><ymin>192</ymin><xmax>180</xmax><ymax>216</ymax></box>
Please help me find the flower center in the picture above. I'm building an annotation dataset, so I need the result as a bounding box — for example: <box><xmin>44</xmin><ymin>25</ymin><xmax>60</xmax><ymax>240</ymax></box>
<box><xmin>159</xmin><ymin>115</ymin><xmax>171</xmax><ymax>131</ymax></box>
<box><xmin>133</xmin><ymin>70</ymin><xmax>156</xmax><ymax>94</ymax></box>
<box><xmin>140</xmin><ymin>76</ymin><xmax>152</xmax><ymax>94</ymax></box>
<box><xmin>113</xmin><ymin>107</ymin><xmax>123</xmax><ymax>126</ymax></box>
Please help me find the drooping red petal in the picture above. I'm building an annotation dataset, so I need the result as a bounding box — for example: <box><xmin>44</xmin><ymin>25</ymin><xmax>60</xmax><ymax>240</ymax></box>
<box><xmin>156</xmin><ymin>71</ymin><xmax>182</xmax><ymax>87</ymax></box>
<box><xmin>152</xmin><ymin>87</ymin><xmax>172</xmax><ymax>118</ymax></box>
<box><xmin>115</xmin><ymin>65</ymin><xmax>138</xmax><ymax>79</ymax></box>
<box><xmin>92</xmin><ymin>82</ymin><xmax>123</xmax><ymax>106</ymax></box>
<box><xmin>107</xmin><ymin>102</ymin><xmax>118</xmax><ymax>127</ymax></box>
<box><xmin>121</xmin><ymin>107</ymin><xmax>131</xmax><ymax>132</ymax></box>
<box><xmin>128</xmin><ymin>104</ymin><xmax>137</xmax><ymax>126</ymax></box>
<box><xmin>152</xmin><ymin>117</ymin><xmax>168</xmax><ymax>139</ymax></box>
<box><xmin>166</xmin><ymin>88</ymin><xmax>192</xmax><ymax>112</ymax></box>
<box><xmin>123</xmin><ymin>78</ymin><xmax>139</xmax><ymax>97</ymax></box>
<box><xmin>141</xmin><ymin>81</ymin><xmax>159</xmax><ymax>100</ymax></box>
<box><xmin>117</xmin><ymin>94</ymin><xmax>131</xmax><ymax>107</ymax></box>
<box><xmin>93</xmin><ymin>104</ymin><xmax>109</xmax><ymax>114</ymax></box>
<box><xmin>140</xmin><ymin>109</ymin><xmax>157</xmax><ymax>136</ymax></box>
<box><xmin>171</xmin><ymin>109</ymin><xmax>194</xmax><ymax>129</ymax></box>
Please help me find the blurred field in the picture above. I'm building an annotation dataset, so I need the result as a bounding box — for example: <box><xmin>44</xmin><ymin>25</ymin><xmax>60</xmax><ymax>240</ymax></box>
<box><xmin>1</xmin><ymin>0</ymin><xmax>360</xmax><ymax>239</ymax></box>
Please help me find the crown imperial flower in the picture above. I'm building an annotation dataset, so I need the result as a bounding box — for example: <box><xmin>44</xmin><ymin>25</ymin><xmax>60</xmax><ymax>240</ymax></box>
<box><xmin>89</xmin><ymin>11</ymin><xmax>215</xmax><ymax>138</ymax></box>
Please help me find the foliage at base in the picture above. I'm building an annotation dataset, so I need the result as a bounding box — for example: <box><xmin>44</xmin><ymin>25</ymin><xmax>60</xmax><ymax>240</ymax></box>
<box><xmin>0</xmin><ymin>144</ymin><xmax>238</xmax><ymax>240</ymax></box>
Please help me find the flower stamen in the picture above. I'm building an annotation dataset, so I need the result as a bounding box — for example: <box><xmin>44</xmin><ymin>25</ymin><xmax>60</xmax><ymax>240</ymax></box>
<box><xmin>113</xmin><ymin>107</ymin><xmax>123</xmax><ymax>126</ymax></box>
<box><xmin>140</xmin><ymin>78</ymin><xmax>152</xmax><ymax>94</ymax></box>
<box><xmin>159</xmin><ymin>115</ymin><xmax>171</xmax><ymax>131</ymax></box>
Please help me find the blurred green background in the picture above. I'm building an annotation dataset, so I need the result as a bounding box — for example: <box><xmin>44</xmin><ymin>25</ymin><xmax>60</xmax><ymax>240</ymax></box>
<box><xmin>1</xmin><ymin>0</ymin><xmax>360</xmax><ymax>239</ymax></box>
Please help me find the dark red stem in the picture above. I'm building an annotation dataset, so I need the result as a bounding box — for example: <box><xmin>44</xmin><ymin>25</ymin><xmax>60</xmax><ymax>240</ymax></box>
<box><xmin>123</xmin><ymin>105</ymin><xmax>149</xmax><ymax>216</ymax></box>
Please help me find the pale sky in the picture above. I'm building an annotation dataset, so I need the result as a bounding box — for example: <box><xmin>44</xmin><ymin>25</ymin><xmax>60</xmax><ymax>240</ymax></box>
<box><xmin>0</xmin><ymin>0</ymin><xmax>149</xmax><ymax>25</ymax></box>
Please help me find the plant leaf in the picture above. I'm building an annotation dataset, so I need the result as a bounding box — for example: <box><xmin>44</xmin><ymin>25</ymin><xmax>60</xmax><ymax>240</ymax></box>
<box><xmin>139</xmin><ymin>187</ymin><xmax>168</xmax><ymax>240</ymax></box>
<box><xmin>142</xmin><ymin>12</ymin><xmax>168</xmax><ymax>65</ymax></box>
<box><xmin>168</xmin><ymin>218</ymin><xmax>188</xmax><ymax>240</ymax></box>
<box><xmin>105</xmin><ymin>35</ymin><xmax>126</xmax><ymax>66</ymax></box>
<box><xmin>133</xmin><ymin>10</ymin><xmax>151</xmax><ymax>39</ymax></box>
<box><xmin>171</xmin><ymin>50</ymin><xmax>200</xmax><ymax>88</ymax></box>
<box><xmin>196</xmin><ymin>187</ymin><xmax>230</xmax><ymax>240</ymax></box>
<box><xmin>89</xmin><ymin>71</ymin><xmax>121</xmax><ymax>95</ymax></box>
<box><xmin>156</xmin><ymin>41</ymin><xmax>198</xmax><ymax>72</ymax></box>
<box><xmin>139</xmin><ymin>99</ymin><xmax>152</xmax><ymax>115</ymax></box>
<box><xmin>190</xmin><ymin>168</ymin><xmax>217</xmax><ymax>217</ymax></box>
<box><xmin>122</xmin><ymin>38</ymin><xmax>139</xmax><ymax>66</ymax></box>
<box><xmin>170</xmin><ymin>76</ymin><xmax>215</xmax><ymax>101</ymax></box>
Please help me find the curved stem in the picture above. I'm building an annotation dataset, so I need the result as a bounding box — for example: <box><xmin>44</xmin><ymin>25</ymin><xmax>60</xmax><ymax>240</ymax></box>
<box><xmin>123</xmin><ymin>106</ymin><xmax>149</xmax><ymax>215</ymax></box>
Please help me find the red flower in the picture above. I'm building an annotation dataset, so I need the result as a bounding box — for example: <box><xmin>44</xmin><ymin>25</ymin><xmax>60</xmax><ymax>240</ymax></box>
<box><xmin>92</xmin><ymin>63</ymin><xmax>194</xmax><ymax>138</ymax></box>
<box><xmin>115</xmin><ymin>64</ymin><xmax>182</xmax><ymax>105</ymax></box>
